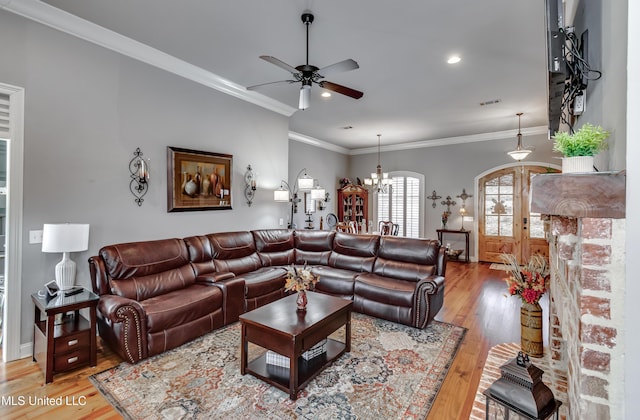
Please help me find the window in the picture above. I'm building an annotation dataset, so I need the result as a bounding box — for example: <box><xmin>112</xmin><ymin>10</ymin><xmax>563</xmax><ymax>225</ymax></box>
<box><xmin>375</xmin><ymin>172</ymin><xmax>423</xmax><ymax>238</ymax></box>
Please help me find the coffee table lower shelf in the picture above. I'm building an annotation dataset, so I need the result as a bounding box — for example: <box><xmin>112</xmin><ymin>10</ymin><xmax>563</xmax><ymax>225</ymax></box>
<box><xmin>245</xmin><ymin>338</ymin><xmax>345</xmax><ymax>398</ymax></box>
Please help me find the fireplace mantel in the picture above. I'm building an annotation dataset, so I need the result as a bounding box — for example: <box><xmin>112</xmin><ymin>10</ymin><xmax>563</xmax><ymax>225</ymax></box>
<box><xmin>530</xmin><ymin>171</ymin><xmax>626</xmax><ymax>219</ymax></box>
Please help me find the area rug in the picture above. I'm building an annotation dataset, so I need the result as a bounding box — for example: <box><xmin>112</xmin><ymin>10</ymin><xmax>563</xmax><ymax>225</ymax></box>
<box><xmin>489</xmin><ymin>263</ymin><xmax>510</xmax><ymax>271</ymax></box>
<box><xmin>90</xmin><ymin>313</ymin><xmax>466</xmax><ymax>419</ymax></box>
<box><xmin>469</xmin><ymin>342</ymin><xmax>568</xmax><ymax>420</ymax></box>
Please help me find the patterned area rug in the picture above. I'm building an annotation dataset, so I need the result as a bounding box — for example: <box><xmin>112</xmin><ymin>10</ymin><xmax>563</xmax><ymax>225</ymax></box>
<box><xmin>90</xmin><ymin>313</ymin><xmax>466</xmax><ymax>419</ymax></box>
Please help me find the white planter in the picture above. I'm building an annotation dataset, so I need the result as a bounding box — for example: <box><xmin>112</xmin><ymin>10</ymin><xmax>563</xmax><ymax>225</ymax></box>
<box><xmin>562</xmin><ymin>156</ymin><xmax>594</xmax><ymax>173</ymax></box>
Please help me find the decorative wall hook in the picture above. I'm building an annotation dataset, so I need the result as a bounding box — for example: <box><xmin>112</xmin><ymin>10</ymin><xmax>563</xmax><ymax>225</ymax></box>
<box><xmin>427</xmin><ymin>190</ymin><xmax>442</xmax><ymax>208</ymax></box>
<box><xmin>244</xmin><ymin>165</ymin><xmax>257</xmax><ymax>206</ymax></box>
<box><xmin>129</xmin><ymin>147</ymin><xmax>149</xmax><ymax>206</ymax></box>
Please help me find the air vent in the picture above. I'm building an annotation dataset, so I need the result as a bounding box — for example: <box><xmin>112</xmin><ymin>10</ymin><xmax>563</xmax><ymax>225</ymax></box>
<box><xmin>480</xmin><ymin>99</ymin><xmax>502</xmax><ymax>106</ymax></box>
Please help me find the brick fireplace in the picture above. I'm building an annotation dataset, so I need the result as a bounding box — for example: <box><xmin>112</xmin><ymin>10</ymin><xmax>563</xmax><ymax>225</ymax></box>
<box><xmin>531</xmin><ymin>171</ymin><xmax>626</xmax><ymax>420</ymax></box>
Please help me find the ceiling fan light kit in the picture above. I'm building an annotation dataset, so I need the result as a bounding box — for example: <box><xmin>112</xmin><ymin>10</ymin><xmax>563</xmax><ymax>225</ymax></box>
<box><xmin>248</xmin><ymin>11</ymin><xmax>363</xmax><ymax>110</ymax></box>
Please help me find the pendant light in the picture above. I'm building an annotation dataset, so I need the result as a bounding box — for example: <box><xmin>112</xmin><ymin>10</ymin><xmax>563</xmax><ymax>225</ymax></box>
<box><xmin>508</xmin><ymin>112</ymin><xmax>532</xmax><ymax>161</ymax></box>
<box><xmin>364</xmin><ymin>134</ymin><xmax>392</xmax><ymax>193</ymax></box>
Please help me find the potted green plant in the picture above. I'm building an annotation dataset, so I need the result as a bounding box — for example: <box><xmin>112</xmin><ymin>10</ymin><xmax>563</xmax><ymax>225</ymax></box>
<box><xmin>553</xmin><ymin>123</ymin><xmax>609</xmax><ymax>173</ymax></box>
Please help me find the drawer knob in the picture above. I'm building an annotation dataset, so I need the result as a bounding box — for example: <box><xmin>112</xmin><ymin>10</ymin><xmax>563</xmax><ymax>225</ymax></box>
<box><xmin>68</xmin><ymin>339</ymin><xmax>79</xmax><ymax>346</ymax></box>
<box><xmin>67</xmin><ymin>356</ymin><xmax>78</xmax><ymax>364</ymax></box>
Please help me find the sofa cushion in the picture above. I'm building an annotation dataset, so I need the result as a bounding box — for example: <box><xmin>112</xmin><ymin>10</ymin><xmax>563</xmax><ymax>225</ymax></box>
<box><xmin>207</xmin><ymin>231</ymin><xmax>262</xmax><ymax>275</ymax></box>
<box><xmin>183</xmin><ymin>235</ymin><xmax>216</xmax><ymax>277</ymax></box>
<box><xmin>242</xmin><ymin>267</ymin><xmax>287</xmax><ymax>298</ymax></box>
<box><xmin>252</xmin><ymin>229</ymin><xmax>295</xmax><ymax>266</ymax></box>
<box><xmin>294</xmin><ymin>230</ymin><xmax>335</xmax><ymax>265</ymax></box>
<box><xmin>373</xmin><ymin>237</ymin><xmax>439</xmax><ymax>282</ymax></box>
<box><xmin>329</xmin><ymin>232</ymin><xmax>379</xmax><ymax>272</ymax></box>
<box><xmin>354</xmin><ymin>273</ymin><xmax>415</xmax><ymax>307</ymax></box>
<box><xmin>141</xmin><ymin>284</ymin><xmax>223</xmax><ymax>333</ymax></box>
<box><xmin>311</xmin><ymin>266</ymin><xmax>358</xmax><ymax>298</ymax></box>
<box><xmin>99</xmin><ymin>238</ymin><xmax>195</xmax><ymax>301</ymax></box>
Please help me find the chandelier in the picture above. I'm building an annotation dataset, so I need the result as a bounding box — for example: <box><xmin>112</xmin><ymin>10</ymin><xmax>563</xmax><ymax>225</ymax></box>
<box><xmin>507</xmin><ymin>112</ymin><xmax>532</xmax><ymax>161</ymax></box>
<box><xmin>364</xmin><ymin>134</ymin><xmax>392</xmax><ymax>193</ymax></box>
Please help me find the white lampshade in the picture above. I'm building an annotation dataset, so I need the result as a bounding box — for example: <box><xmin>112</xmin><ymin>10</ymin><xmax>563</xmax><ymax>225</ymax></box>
<box><xmin>273</xmin><ymin>187</ymin><xmax>290</xmax><ymax>202</ymax></box>
<box><xmin>42</xmin><ymin>223</ymin><xmax>90</xmax><ymax>290</ymax></box>
<box><xmin>297</xmin><ymin>175</ymin><xmax>314</xmax><ymax>191</ymax></box>
<box><xmin>42</xmin><ymin>223</ymin><xmax>90</xmax><ymax>253</ymax></box>
<box><xmin>310</xmin><ymin>186</ymin><xmax>326</xmax><ymax>200</ymax></box>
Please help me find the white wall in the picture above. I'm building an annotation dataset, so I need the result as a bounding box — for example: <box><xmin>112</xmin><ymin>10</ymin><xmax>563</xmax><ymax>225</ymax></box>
<box><xmin>0</xmin><ymin>11</ymin><xmax>290</xmax><ymax>344</ymax></box>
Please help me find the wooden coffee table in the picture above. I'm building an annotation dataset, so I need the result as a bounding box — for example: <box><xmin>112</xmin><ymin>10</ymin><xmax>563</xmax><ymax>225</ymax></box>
<box><xmin>239</xmin><ymin>291</ymin><xmax>353</xmax><ymax>400</ymax></box>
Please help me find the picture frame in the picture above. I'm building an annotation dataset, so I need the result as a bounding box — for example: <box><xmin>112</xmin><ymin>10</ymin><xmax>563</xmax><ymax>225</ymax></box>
<box><xmin>167</xmin><ymin>146</ymin><xmax>233</xmax><ymax>212</ymax></box>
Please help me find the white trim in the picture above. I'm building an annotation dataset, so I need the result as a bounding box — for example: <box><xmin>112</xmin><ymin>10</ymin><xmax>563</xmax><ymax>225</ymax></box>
<box><xmin>472</xmin><ymin>162</ymin><xmax>561</xmax><ymax>263</ymax></box>
<box><xmin>349</xmin><ymin>126</ymin><xmax>549</xmax><ymax>155</ymax></box>
<box><xmin>0</xmin><ymin>0</ymin><xmax>296</xmax><ymax>118</ymax></box>
<box><xmin>288</xmin><ymin>131</ymin><xmax>350</xmax><ymax>155</ymax></box>
<box><xmin>1</xmin><ymin>82</ymin><xmax>25</xmax><ymax>362</ymax></box>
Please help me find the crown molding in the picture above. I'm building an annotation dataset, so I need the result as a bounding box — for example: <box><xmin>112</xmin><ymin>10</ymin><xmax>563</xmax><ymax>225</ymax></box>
<box><xmin>349</xmin><ymin>126</ymin><xmax>549</xmax><ymax>155</ymax></box>
<box><xmin>288</xmin><ymin>131</ymin><xmax>351</xmax><ymax>154</ymax></box>
<box><xmin>1</xmin><ymin>0</ymin><xmax>296</xmax><ymax>117</ymax></box>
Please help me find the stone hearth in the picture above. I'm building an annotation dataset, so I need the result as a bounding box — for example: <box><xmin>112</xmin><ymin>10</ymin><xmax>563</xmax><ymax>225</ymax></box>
<box><xmin>530</xmin><ymin>171</ymin><xmax>626</xmax><ymax>420</ymax></box>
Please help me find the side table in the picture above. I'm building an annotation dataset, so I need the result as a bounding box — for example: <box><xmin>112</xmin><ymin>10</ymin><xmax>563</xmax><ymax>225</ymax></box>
<box><xmin>31</xmin><ymin>288</ymin><xmax>99</xmax><ymax>383</ymax></box>
<box><xmin>437</xmin><ymin>229</ymin><xmax>470</xmax><ymax>263</ymax></box>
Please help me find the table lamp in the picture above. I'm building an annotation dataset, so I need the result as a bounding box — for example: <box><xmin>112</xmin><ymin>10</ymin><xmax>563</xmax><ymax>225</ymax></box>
<box><xmin>42</xmin><ymin>223</ymin><xmax>90</xmax><ymax>290</ymax></box>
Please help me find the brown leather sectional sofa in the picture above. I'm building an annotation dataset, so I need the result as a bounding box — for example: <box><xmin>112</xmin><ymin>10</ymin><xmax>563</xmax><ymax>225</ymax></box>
<box><xmin>89</xmin><ymin>229</ymin><xmax>446</xmax><ymax>363</ymax></box>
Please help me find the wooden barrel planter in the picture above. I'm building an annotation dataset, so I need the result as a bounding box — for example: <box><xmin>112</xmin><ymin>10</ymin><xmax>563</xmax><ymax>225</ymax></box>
<box><xmin>520</xmin><ymin>302</ymin><xmax>544</xmax><ymax>357</ymax></box>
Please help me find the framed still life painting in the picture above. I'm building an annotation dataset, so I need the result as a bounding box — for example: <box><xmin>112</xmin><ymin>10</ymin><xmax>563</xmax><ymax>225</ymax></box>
<box><xmin>167</xmin><ymin>146</ymin><xmax>233</xmax><ymax>212</ymax></box>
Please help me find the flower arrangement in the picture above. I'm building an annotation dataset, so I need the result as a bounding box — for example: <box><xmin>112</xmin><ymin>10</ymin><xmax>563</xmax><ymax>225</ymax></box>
<box><xmin>502</xmin><ymin>254</ymin><xmax>550</xmax><ymax>305</ymax></box>
<box><xmin>441</xmin><ymin>212</ymin><xmax>449</xmax><ymax>228</ymax></box>
<box><xmin>284</xmin><ymin>265</ymin><xmax>319</xmax><ymax>293</ymax></box>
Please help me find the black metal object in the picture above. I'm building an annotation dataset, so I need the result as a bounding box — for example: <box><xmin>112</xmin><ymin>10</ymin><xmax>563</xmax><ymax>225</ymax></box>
<box><xmin>129</xmin><ymin>148</ymin><xmax>149</xmax><ymax>206</ymax></box>
<box><xmin>484</xmin><ymin>351</ymin><xmax>562</xmax><ymax>419</ymax></box>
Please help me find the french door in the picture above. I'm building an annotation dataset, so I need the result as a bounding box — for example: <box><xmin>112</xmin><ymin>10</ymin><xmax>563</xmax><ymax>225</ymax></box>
<box><xmin>478</xmin><ymin>166</ymin><xmax>558</xmax><ymax>263</ymax></box>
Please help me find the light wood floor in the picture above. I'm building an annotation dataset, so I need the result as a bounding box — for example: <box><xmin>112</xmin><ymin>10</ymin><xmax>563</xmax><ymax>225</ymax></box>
<box><xmin>0</xmin><ymin>262</ymin><xmax>535</xmax><ymax>419</ymax></box>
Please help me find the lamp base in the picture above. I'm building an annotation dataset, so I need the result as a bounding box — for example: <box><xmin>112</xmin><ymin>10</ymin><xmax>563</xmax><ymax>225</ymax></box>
<box><xmin>55</xmin><ymin>252</ymin><xmax>77</xmax><ymax>291</ymax></box>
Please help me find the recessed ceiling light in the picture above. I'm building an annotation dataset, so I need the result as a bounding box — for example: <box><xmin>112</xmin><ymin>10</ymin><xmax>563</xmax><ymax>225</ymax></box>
<box><xmin>321</xmin><ymin>92</ymin><xmax>331</xmax><ymax>98</ymax></box>
<box><xmin>447</xmin><ymin>55</ymin><xmax>461</xmax><ymax>64</ymax></box>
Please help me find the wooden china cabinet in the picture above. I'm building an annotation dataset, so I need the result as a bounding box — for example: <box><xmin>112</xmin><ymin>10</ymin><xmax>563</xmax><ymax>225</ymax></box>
<box><xmin>337</xmin><ymin>184</ymin><xmax>368</xmax><ymax>232</ymax></box>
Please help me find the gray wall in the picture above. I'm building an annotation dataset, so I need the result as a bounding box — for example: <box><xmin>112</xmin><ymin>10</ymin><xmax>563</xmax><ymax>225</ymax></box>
<box><xmin>571</xmin><ymin>0</ymin><xmax>627</xmax><ymax>170</ymax></box>
<box><xmin>349</xmin><ymin>132</ymin><xmax>557</xmax><ymax>256</ymax></box>
<box><xmin>287</xmin><ymin>140</ymin><xmax>349</xmax><ymax>229</ymax></box>
<box><xmin>0</xmin><ymin>11</ymin><xmax>290</xmax><ymax>344</ymax></box>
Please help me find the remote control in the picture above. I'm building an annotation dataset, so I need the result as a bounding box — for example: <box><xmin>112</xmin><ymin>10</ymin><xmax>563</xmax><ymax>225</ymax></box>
<box><xmin>64</xmin><ymin>287</ymin><xmax>84</xmax><ymax>297</ymax></box>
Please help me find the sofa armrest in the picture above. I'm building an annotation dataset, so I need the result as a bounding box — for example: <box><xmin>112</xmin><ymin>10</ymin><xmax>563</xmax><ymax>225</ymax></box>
<box><xmin>97</xmin><ymin>295</ymin><xmax>148</xmax><ymax>363</ymax></box>
<box><xmin>195</xmin><ymin>271</ymin><xmax>236</xmax><ymax>284</ymax></box>
<box><xmin>203</xmin><ymin>276</ymin><xmax>245</xmax><ymax>324</ymax></box>
<box><xmin>413</xmin><ymin>275</ymin><xmax>445</xmax><ymax>328</ymax></box>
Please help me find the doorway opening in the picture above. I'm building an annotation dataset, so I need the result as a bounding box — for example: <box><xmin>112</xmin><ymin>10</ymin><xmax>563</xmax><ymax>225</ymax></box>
<box><xmin>476</xmin><ymin>164</ymin><xmax>560</xmax><ymax>263</ymax></box>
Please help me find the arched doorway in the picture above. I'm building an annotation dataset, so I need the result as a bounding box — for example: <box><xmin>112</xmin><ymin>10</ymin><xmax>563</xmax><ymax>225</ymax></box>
<box><xmin>476</xmin><ymin>164</ymin><xmax>560</xmax><ymax>263</ymax></box>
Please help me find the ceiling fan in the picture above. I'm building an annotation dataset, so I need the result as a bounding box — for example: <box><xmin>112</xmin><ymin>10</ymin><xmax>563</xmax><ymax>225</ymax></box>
<box><xmin>247</xmin><ymin>11</ymin><xmax>364</xmax><ymax>110</ymax></box>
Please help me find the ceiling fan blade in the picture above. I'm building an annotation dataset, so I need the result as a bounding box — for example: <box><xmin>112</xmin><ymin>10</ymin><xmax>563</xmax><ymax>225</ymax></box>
<box><xmin>246</xmin><ymin>80</ymin><xmax>297</xmax><ymax>90</ymax></box>
<box><xmin>318</xmin><ymin>81</ymin><xmax>364</xmax><ymax>99</ymax></box>
<box><xmin>259</xmin><ymin>55</ymin><xmax>301</xmax><ymax>76</ymax></box>
<box><xmin>317</xmin><ymin>59</ymin><xmax>359</xmax><ymax>77</ymax></box>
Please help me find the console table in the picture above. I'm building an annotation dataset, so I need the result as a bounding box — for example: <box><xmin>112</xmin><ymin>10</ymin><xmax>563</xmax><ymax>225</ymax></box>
<box><xmin>437</xmin><ymin>229</ymin><xmax>470</xmax><ymax>263</ymax></box>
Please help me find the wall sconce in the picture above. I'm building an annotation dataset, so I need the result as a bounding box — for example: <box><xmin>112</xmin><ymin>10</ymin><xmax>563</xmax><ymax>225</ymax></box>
<box><xmin>129</xmin><ymin>147</ymin><xmax>149</xmax><ymax>206</ymax></box>
<box><xmin>318</xmin><ymin>192</ymin><xmax>330</xmax><ymax>210</ymax></box>
<box><xmin>244</xmin><ymin>165</ymin><xmax>257</xmax><ymax>206</ymax></box>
